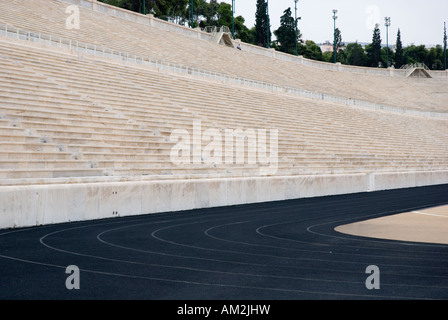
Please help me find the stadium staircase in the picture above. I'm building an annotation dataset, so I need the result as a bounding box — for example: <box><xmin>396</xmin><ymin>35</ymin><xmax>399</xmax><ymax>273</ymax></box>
<box><xmin>204</xmin><ymin>26</ymin><xmax>235</xmax><ymax>48</ymax></box>
<box><xmin>401</xmin><ymin>63</ymin><xmax>432</xmax><ymax>78</ymax></box>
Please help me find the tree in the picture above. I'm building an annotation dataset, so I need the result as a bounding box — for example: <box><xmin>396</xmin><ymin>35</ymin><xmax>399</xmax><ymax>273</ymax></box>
<box><xmin>246</xmin><ymin>26</ymin><xmax>257</xmax><ymax>45</ymax></box>
<box><xmin>345</xmin><ymin>42</ymin><xmax>367</xmax><ymax>66</ymax></box>
<box><xmin>274</xmin><ymin>8</ymin><xmax>299</xmax><ymax>55</ymax></box>
<box><xmin>254</xmin><ymin>0</ymin><xmax>271</xmax><ymax>48</ymax></box>
<box><xmin>444</xmin><ymin>24</ymin><xmax>447</xmax><ymax>70</ymax></box>
<box><xmin>195</xmin><ymin>0</ymin><xmax>211</xmax><ymax>26</ymax></box>
<box><xmin>400</xmin><ymin>44</ymin><xmax>447</xmax><ymax>70</ymax></box>
<box><xmin>404</xmin><ymin>45</ymin><xmax>427</xmax><ymax>65</ymax></box>
<box><xmin>233</xmin><ymin>16</ymin><xmax>253</xmax><ymax>43</ymax></box>
<box><xmin>101</xmin><ymin>0</ymin><xmax>140</xmax><ymax>13</ymax></box>
<box><xmin>394</xmin><ymin>29</ymin><xmax>404</xmax><ymax>68</ymax></box>
<box><xmin>380</xmin><ymin>46</ymin><xmax>394</xmax><ymax>68</ymax></box>
<box><xmin>334</xmin><ymin>28</ymin><xmax>343</xmax><ymax>53</ymax></box>
<box><xmin>197</xmin><ymin>0</ymin><xmax>219</xmax><ymax>26</ymax></box>
<box><xmin>100</xmin><ymin>0</ymin><xmax>186</xmax><ymax>21</ymax></box>
<box><xmin>367</xmin><ymin>23</ymin><xmax>382</xmax><ymax>67</ymax></box>
<box><xmin>427</xmin><ymin>45</ymin><xmax>444</xmax><ymax>70</ymax></box>
<box><xmin>298</xmin><ymin>40</ymin><xmax>323</xmax><ymax>61</ymax></box>
<box><xmin>216</xmin><ymin>2</ymin><xmax>232</xmax><ymax>26</ymax></box>
<box><xmin>322</xmin><ymin>51</ymin><xmax>333</xmax><ymax>63</ymax></box>
<box><xmin>336</xmin><ymin>48</ymin><xmax>347</xmax><ymax>65</ymax></box>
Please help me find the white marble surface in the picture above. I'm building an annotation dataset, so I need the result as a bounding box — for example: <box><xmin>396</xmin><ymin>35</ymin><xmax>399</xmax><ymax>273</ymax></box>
<box><xmin>1</xmin><ymin>171</ymin><xmax>447</xmax><ymax>229</ymax></box>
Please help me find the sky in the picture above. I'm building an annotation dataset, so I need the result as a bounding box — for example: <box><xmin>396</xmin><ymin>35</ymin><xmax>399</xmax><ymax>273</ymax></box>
<box><xmin>221</xmin><ymin>0</ymin><xmax>448</xmax><ymax>46</ymax></box>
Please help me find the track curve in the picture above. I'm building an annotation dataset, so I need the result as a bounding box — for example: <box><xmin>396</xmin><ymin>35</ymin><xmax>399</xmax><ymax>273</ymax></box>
<box><xmin>0</xmin><ymin>184</ymin><xmax>447</xmax><ymax>300</ymax></box>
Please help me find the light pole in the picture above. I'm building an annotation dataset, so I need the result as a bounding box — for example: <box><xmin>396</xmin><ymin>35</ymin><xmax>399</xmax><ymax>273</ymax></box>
<box><xmin>294</xmin><ymin>0</ymin><xmax>299</xmax><ymax>56</ymax></box>
<box><xmin>385</xmin><ymin>17</ymin><xmax>391</xmax><ymax>68</ymax></box>
<box><xmin>266</xmin><ymin>0</ymin><xmax>270</xmax><ymax>48</ymax></box>
<box><xmin>232</xmin><ymin>0</ymin><xmax>235</xmax><ymax>39</ymax></box>
<box><xmin>444</xmin><ymin>22</ymin><xmax>447</xmax><ymax>70</ymax></box>
<box><xmin>143</xmin><ymin>0</ymin><xmax>145</xmax><ymax>15</ymax></box>
<box><xmin>332</xmin><ymin>9</ymin><xmax>338</xmax><ymax>63</ymax></box>
<box><xmin>190</xmin><ymin>0</ymin><xmax>194</xmax><ymax>28</ymax></box>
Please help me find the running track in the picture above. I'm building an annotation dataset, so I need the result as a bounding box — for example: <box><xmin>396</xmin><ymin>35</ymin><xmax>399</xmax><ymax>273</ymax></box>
<box><xmin>0</xmin><ymin>184</ymin><xmax>447</xmax><ymax>300</ymax></box>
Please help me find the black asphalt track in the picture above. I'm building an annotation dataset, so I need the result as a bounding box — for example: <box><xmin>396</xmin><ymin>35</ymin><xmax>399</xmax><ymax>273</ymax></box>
<box><xmin>0</xmin><ymin>184</ymin><xmax>447</xmax><ymax>301</ymax></box>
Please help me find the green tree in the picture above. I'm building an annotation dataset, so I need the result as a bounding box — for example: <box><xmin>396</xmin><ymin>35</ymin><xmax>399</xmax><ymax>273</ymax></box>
<box><xmin>380</xmin><ymin>46</ymin><xmax>394</xmax><ymax>68</ymax></box>
<box><xmin>100</xmin><ymin>0</ymin><xmax>257</xmax><ymax>41</ymax></box>
<box><xmin>299</xmin><ymin>40</ymin><xmax>323</xmax><ymax>61</ymax></box>
<box><xmin>100</xmin><ymin>0</ymin><xmax>187</xmax><ymax>21</ymax></box>
<box><xmin>233</xmin><ymin>16</ymin><xmax>253</xmax><ymax>43</ymax></box>
<box><xmin>216</xmin><ymin>2</ymin><xmax>232</xmax><ymax>26</ymax></box>
<box><xmin>444</xmin><ymin>24</ymin><xmax>447</xmax><ymax>69</ymax></box>
<box><xmin>100</xmin><ymin>0</ymin><xmax>125</xmax><ymax>8</ymax></box>
<box><xmin>404</xmin><ymin>45</ymin><xmax>427</xmax><ymax>65</ymax></box>
<box><xmin>196</xmin><ymin>0</ymin><xmax>212</xmax><ymax>26</ymax></box>
<box><xmin>426</xmin><ymin>45</ymin><xmax>444</xmax><ymax>70</ymax></box>
<box><xmin>246</xmin><ymin>26</ymin><xmax>257</xmax><ymax>45</ymax></box>
<box><xmin>322</xmin><ymin>51</ymin><xmax>333</xmax><ymax>63</ymax></box>
<box><xmin>336</xmin><ymin>48</ymin><xmax>347</xmax><ymax>64</ymax></box>
<box><xmin>334</xmin><ymin>28</ymin><xmax>343</xmax><ymax>53</ymax></box>
<box><xmin>394</xmin><ymin>29</ymin><xmax>404</xmax><ymax>68</ymax></box>
<box><xmin>345</xmin><ymin>42</ymin><xmax>367</xmax><ymax>66</ymax></box>
<box><xmin>154</xmin><ymin>0</ymin><xmax>189</xmax><ymax>24</ymax></box>
<box><xmin>198</xmin><ymin>0</ymin><xmax>219</xmax><ymax>26</ymax></box>
<box><xmin>274</xmin><ymin>7</ymin><xmax>299</xmax><ymax>55</ymax></box>
<box><xmin>254</xmin><ymin>0</ymin><xmax>271</xmax><ymax>48</ymax></box>
<box><xmin>367</xmin><ymin>23</ymin><xmax>382</xmax><ymax>67</ymax></box>
<box><xmin>99</xmin><ymin>0</ymin><xmax>140</xmax><ymax>13</ymax></box>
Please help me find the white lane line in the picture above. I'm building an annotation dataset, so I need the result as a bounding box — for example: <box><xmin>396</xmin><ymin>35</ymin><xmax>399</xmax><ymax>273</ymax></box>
<box><xmin>412</xmin><ymin>211</ymin><xmax>448</xmax><ymax>218</ymax></box>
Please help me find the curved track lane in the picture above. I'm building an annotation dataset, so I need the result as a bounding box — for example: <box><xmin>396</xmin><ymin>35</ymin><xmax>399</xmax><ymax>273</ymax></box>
<box><xmin>0</xmin><ymin>185</ymin><xmax>447</xmax><ymax>300</ymax></box>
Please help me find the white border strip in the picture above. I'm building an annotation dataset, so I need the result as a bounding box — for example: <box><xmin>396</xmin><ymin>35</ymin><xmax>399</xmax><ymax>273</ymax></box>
<box><xmin>412</xmin><ymin>211</ymin><xmax>448</xmax><ymax>218</ymax></box>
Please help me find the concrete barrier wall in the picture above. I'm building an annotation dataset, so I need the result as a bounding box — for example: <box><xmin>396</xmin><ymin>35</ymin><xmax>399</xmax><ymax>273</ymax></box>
<box><xmin>1</xmin><ymin>171</ymin><xmax>447</xmax><ymax>229</ymax></box>
<box><xmin>371</xmin><ymin>171</ymin><xmax>448</xmax><ymax>191</ymax></box>
<box><xmin>431</xmin><ymin>70</ymin><xmax>448</xmax><ymax>78</ymax></box>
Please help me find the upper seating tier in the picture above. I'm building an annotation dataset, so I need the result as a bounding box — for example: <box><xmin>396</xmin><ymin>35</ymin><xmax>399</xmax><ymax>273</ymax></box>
<box><xmin>0</xmin><ymin>0</ymin><xmax>447</xmax><ymax>115</ymax></box>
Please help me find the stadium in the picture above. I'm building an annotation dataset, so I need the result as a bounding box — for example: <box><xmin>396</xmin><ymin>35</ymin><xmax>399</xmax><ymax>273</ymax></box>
<box><xmin>0</xmin><ymin>0</ymin><xmax>447</xmax><ymax>301</ymax></box>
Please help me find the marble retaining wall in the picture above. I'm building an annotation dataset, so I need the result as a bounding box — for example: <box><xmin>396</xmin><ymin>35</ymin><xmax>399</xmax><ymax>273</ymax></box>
<box><xmin>1</xmin><ymin>171</ymin><xmax>447</xmax><ymax>229</ymax></box>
